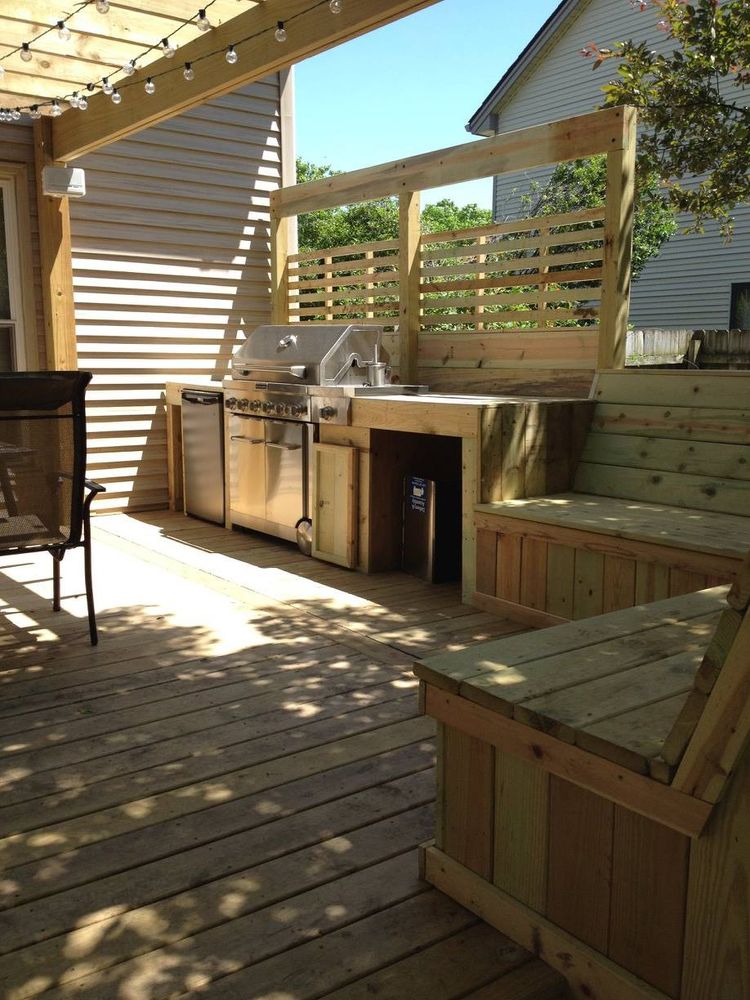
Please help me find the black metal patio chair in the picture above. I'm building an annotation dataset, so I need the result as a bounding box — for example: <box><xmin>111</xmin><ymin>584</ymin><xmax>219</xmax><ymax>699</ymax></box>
<box><xmin>0</xmin><ymin>371</ymin><xmax>105</xmax><ymax>645</ymax></box>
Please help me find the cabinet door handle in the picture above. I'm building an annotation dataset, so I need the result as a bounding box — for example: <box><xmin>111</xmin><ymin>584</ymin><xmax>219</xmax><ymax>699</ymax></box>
<box><xmin>266</xmin><ymin>442</ymin><xmax>301</xmax><ymax>451</ymax></box>
<box><xmin>230</xmin><ymin>436</ymin><xmax>264</xmax><ymax>444</ymax></box>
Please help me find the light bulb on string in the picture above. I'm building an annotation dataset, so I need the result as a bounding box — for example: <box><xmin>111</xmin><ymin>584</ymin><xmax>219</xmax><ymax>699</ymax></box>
<box><xmin>111</xmin><ymin>89</ymin><xmax>122</xmax><ymax>105</ymax></box>
<box><xmin>275</xmin><ymin>21</ymin><xmax>287</xmax><ymax>42</ymax></box>
<box><xmin>225</xmin><ymin>44</ymin><xmax>238</xmax><ymax>65</ymax></box>
<box><xmin>29</xmin><ymin>105</ymin><xmax>42</xmax><ymax>120</ymax></box>
<box><xmin>95</xmin><ymin>0</ymin><xmax>110</xmax><ymax>12</ymax></box>
<box><xmin>329</xmin><ymin>0</ymin><xmax>343</xmax><ymax>12</ymax></box>
<box><xmin>77</xmin><ymin>94</ymin><xmax>88</xmax><ymax>110</ymax></box>
<box><xmin>122</xmin><ymin>59</ymin><xmax>136</xmax><ymax>76</ymax></box>
<box><xmin>196</xmin><ymin>9</ymin><xmax>211</xmax><ymax>31</ymax></box>
<box><xmin>161</xmin><ymin>38</ymin><xmax>177</xmax><ymax>58</ymax></box>
<box><xmin>57</xmin><ymin>21</ymin><xmax>71</xmax><ymax>42</ymax></box>
<box><xmin>20</xmin><ymin>43</ymin><xmax>32</xmax><ymax>63</ymax></box>
<box><xmin>50</xmin><ymin>100</ymin><xmax>62</xmax><ymax>117</ymax></box>
<box><xmin>69</xmin><ymin>92</ymin><xmax>80</xmax><ymax>109</ymax></box>
<box><xmin>183</xmin><ymin>62</ymin><xmax>195</xmax><ymax>81</ymax></box>
<box><xmin>145</xmin><ymin>77</ymin><xmax>155</xmax><ymax>95</ymax></box>
<box><xmin>102</xmin><ymin>77</ymin><xmax>113</xmax><ymax>95</ymax></box>
<box><xmin>11</xmin><ymin>108</ymin><xmax>21</xmax><ymax>121</ymax></box>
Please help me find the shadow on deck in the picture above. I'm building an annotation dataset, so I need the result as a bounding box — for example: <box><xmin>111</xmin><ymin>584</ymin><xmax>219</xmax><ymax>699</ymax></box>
<box><xmin>0</xmin><ymin>512</ymin><xmax>565</xmax><ymax>1000</ymax></box>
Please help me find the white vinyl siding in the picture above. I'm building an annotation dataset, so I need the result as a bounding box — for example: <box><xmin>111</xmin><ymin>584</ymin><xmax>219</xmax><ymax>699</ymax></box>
<box><xmin>488</xmin><ymin>0</ymin><xmax>750</xmax><ymax>330</ymax></box>
<box><xmin>70</xmin><ymin>79</ymin><xmax>282</xmax><ymax>512</ymax></box>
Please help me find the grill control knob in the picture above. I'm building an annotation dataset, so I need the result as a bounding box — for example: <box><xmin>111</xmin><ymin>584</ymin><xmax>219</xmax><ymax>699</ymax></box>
<box><xmin>319</xmin><ymin>405</ymin><xmax>337</xmax><ymax>420</ymax></box>
<box><xmin>225</xmin><ymin>397</ymin><xmax>236</xmax><ymax>409</ymax></box>
<box><xmin>262</xmin><ymin>401</ymin><xmax>274</xmax><ymax>414</ymax></box>
<box><xmin>291</xmin><ymin>403</ymin><xmax>306</xmax><ymax>417</ymax></box>
<box><xmin>275</xmin><ymin>403</ymin><xmax>285</xmax><ymax>415</ymax></box>
<box><xmin>249</xmin><ymin>399</ymin><xmax>261</xmax><ymax>412</ymax></box>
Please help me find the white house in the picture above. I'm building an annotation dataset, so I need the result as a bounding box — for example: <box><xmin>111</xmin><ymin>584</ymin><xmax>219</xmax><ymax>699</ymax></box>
<box><xmin>467</xmin><ymin>0</ymin><xmax>750</xmax><ymax>331</ymax></box>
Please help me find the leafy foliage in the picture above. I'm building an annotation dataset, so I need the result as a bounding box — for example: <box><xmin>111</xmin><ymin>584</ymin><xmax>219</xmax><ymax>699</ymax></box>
<box><xmin>521</xmin><ymin>155</ymin><xmax>677</xmax><ymax>279</ymax></box>
<box><xmin>584</xmin><ymin>0</ymin><xmax>750</xmax><ymax>236</ymax></box>
<box><xmin>295</xmin><ymin>158</ymin><xmax>491</xmax><ymax>250</ymax></box>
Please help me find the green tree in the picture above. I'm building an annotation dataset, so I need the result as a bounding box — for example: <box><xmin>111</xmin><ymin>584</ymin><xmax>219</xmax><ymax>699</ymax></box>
<box><xmin>295</xmin><ymin>158</ymin><xmax>491</xmax><ymax>251</ymax></box>
<box><xmin>585</xmin><ymin>0</ymin><xmax>750</xmax><ymax>236</ymax></box>
<box><xmin>521</xmin><ymin>155</ymin><xmax>677</xmax><ymax>279</ymax></box>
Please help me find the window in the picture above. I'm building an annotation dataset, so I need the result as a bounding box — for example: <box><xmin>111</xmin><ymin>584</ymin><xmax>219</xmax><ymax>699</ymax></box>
<box><xmin>0</xmin><ymin>172</ymin><xmax>29</xmax><ymax>371</ymax></box>
<box><xmin>730</xmin><ymin>283</ymin><xmax>750</xmax><ymax>330</ymax></box>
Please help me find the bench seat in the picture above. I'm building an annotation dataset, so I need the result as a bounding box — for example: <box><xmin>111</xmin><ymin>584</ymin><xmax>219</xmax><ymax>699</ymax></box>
<box><xmin>475</xmin><ymin>493</ymin><xmax>750</xmax><ymax>561</ymax></box>
<box><xmin>417</xmin><ymin>586</ymin><xmax>728</xmax><ymax>781</ymax></box>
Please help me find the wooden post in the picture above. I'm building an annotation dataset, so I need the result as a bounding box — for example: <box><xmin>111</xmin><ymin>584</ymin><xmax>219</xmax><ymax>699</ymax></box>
<box><xmin>537</xmin><ymin>222</ymin><xmax>551</xmax><ymax>329</ymax></box>
<box><xmin>399</xmin><ymin>190</ymin><xmax>421</xmax><ymax>384</ymax></box>
<box><xmin>270</xmin><ymin>209</ymin><xmax>292</xmax><ymax>324</ymax></box>
<box><xmin>598</xmin><ymin>106</ymin><xmax>637</xmax><ymax>370</ymax></box>
<box><xmin>33</xmin><ymin>119</ymin><xmax>78</xmax><ymax>371</ymax></box>
<box><xmin>324</xmin><ymin>255</ymin><xmax>334</xmax><ymax>320</ymax></box>
<box><xmin>365</xmin><ymin>249</ymin><xmax>375</xmax><ymax>319</ymax></box>
<box><xmin>475</xmin><ymin>235</ymin><xmax>486</xmax><ymax>333</ymax></box>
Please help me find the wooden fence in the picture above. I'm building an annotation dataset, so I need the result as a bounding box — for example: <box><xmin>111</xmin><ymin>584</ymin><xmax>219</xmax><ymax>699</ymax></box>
<box><xmin>272</xmin><ymin>106</ymin><xmax>635</xmax><ymax>395</ymax></box>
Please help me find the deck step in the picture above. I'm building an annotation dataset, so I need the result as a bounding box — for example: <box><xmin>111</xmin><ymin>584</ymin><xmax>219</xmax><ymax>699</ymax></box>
<box><xmin>466</xmin><ymin>959</ymin><xmax>569</xmax><ymax>999</ymax></box>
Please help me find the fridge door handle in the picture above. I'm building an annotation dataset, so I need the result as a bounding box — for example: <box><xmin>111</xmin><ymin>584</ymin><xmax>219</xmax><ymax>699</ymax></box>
<box><xmin>265</xmin><ymin>442</ymin><xmax>302</xmax><ymax>451</ymax></box>
<box><xmin>230</xmin><ymin>435</ymin><xmax>264</xmax><ymax>444</ymax></box>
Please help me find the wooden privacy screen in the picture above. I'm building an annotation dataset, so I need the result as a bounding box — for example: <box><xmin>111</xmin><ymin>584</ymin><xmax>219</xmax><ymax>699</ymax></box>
<box><xmin>286</xmin><ymin>207</ymin><xmax>605</xmax><ymax>393</ymax></box>
<box><xmin>272</xmin><ymin>105</ymin><xmax>636</xmax><ymax>395</ymax></box>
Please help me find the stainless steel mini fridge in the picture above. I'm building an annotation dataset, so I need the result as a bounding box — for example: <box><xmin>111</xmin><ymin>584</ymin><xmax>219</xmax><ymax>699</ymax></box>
<box><xmin>402</xmin><ymin>475</ymin><xmax>461</xmax><ymax>583</ymax></box>
<box><xmin>181</xmin><ymin>389</ymin><xmax>225</xmax><ymax>525</ymax></box>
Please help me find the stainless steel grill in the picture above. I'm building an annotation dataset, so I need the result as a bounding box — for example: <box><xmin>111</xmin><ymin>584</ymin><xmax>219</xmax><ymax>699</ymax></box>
<box><xmin>223</xmin><ymin>324</ymin><xmax>427</xmax><ymax>549</ymax></box>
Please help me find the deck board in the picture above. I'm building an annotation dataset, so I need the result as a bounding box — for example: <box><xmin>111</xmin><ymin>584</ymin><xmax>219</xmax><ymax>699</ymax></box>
<box><xmin>0</xmin><ymin>512</ymin><xmax>562</xmax><ymax>1000</ymax></box>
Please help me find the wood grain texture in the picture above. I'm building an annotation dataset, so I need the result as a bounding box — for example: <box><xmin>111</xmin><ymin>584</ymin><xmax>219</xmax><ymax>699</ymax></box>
<box><xmin>546</xmin><ymin>778</ymin><xmax>614</xmax><ymax>952</ymax></box>
<box><xmin>682</xmin><ymin>743</ymin><xmax>750</xmax><ymax>1000</ymax></box>
<box><xmin>441</xmin><ymin>725</ymin><xmax>495</xmax><ymax>879</ymax></box>
<box><xmin>609</xmin><ymin>808</ymin><xmax>689</xmax><ymax>998</ymax></box>
<box><xmin>493</xmin><ymin>753</ymin><xmax>549</xmax><ymax>911</ymax></box>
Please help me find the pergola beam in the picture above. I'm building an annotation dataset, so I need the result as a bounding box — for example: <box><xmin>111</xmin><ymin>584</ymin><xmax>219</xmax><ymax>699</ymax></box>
<box><xmin>51</xmin><ymin>0</ymin><xmax>440</xmax><ymax>162</ymax></box>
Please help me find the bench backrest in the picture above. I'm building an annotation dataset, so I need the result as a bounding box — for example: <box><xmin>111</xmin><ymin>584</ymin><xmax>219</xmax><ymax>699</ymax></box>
<box><xmin>574</xmin><ymin>370</ymin><xmax>750</xmax><ymax>516</ymax></box>
<box><xmin>667</xmin><ymin>550</ymin><xmax>750</xmax><ymax>803</ymax></box>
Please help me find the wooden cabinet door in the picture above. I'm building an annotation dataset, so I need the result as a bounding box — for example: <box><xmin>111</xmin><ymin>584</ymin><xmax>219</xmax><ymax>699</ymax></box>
<box><xmin>311</xmin><ymin>442</ymin><xmax>358</xmax><ymax>568</ymax></box>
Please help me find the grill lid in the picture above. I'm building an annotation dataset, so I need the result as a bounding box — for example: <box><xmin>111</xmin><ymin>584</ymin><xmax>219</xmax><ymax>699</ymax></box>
<box><xmin>231</xmin><ymin>323</ymin><xmax>384</xmax><ymax>384</ymax></box>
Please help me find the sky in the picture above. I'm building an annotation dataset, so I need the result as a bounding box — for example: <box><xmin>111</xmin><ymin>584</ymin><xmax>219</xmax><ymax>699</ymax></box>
<box><xmin>294</xmin><ymin>0</ymin><xmax>561</xmax><ymax>209</ymax></box>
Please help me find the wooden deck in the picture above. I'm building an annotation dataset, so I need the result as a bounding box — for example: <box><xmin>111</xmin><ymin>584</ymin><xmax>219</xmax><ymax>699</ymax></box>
<box><xmin>0</xmin><ymin>512</ymin><xmax>567</xmax><ymax>1000</ymax></box>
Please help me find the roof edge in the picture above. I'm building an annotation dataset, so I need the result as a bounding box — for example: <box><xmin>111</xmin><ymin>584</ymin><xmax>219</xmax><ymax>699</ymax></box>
<box><xmin>466</xmin><ymin>0</ymin><xmax>582</xmax><ymax>136</ymax></box>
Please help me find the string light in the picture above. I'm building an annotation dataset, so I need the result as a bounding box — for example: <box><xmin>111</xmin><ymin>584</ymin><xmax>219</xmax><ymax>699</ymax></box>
<box><xmin>29</xmin><ymin>105</ymin><xmax>41</xmax><ymax>120</ymax></box>
<box><xmin>11</xmin><ymin>108</ymin><xmax>21</xmax><ymax>121</ymax></box>
<box><xmin>0</xmin><ymin>0</ymin><xmax>346</xmax><ymax>121</ymax></box>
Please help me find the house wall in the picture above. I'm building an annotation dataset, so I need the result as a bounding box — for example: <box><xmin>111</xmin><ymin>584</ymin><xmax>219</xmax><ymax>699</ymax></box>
<box><xmin>488</xmin><ymin>0</ymin><xmax>750</xmax><ymax>330</ymax></box>
<box><xmin>69</xmin><ymin>77</ymin><xmax>284</xmax><ymax>511</ymax></box>
<box><xmin>0</xmin><ymin>123</ymin><xmax>47</xmax><ymax>368</ymax></box>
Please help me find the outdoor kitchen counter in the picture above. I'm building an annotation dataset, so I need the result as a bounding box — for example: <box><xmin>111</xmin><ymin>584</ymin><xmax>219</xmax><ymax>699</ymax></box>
<box><xmin>164</xmin><ymin>382</ymin><xmax>594</xmax><ymax>600</ymax></box>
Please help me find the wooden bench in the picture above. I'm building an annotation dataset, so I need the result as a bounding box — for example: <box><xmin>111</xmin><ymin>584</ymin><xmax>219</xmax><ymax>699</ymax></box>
<box><xmin>474</xmin><ymin>370</ymin><xmax>750</xmax><ymax>625</ymax></box>
<box><xmin>416</xmin><ymin>553</ymin><xmax>750</xmax><ymax>1000</ymax></box>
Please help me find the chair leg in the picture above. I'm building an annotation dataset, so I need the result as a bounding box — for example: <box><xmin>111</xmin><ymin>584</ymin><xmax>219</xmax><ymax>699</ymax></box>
<box><xmin>83</xmin><ymin>515</ymin><xmax>98</xmax><ymax>646</ymax></box>
<box><xmin>52</xmin><ymin>551</ymin><xmax>61</xmax><ymax>612</ymax></box>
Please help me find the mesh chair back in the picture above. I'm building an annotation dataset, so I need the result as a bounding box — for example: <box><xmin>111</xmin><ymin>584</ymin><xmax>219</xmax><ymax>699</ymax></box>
<box><xmin>0</xmin><ymin>372</ymin><xmax>92</xmax><ymax>552</ymax></box>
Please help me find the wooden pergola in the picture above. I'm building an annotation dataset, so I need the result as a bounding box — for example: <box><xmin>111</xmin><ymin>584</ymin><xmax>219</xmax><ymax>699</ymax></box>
<box><xmin>0</xmin><ymin>0</ymin><xmax>440</xmax><ymax>369</ymax></box>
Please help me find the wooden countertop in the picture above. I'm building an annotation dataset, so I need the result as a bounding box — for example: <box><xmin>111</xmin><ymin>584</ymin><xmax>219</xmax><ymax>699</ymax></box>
<box><xmin>165</xmin><ymin>381</ymin><xmax>590</xmax><ymax>439</ymax></box>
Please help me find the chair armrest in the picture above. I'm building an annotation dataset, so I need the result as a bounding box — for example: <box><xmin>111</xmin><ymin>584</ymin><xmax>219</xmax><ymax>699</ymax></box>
<box><xmin>85</xmin><ymin>478</ymin><xmax>106</xmax><ymax>494</ymax></box>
